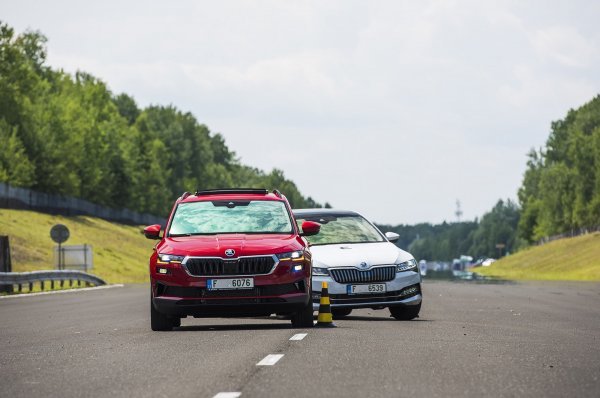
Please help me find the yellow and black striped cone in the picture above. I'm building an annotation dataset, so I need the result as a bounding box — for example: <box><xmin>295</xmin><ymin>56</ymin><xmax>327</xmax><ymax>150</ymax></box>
<box><xmin>315</xmin><ymin>281</ymin><xmax>336</xmax><ymax>328</ymax></box>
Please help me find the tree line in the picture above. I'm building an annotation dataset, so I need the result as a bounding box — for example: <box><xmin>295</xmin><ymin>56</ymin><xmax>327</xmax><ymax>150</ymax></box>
<box><xmin>518</xmin><ymin>95</ymin><xmax>600</xmax><ymax>243</ymax></box>
<box><xmin>380</xmin><ymin>96</ymin><xmax>600</xmax><ymax>261</ymax></box>
<box><xmin>0</xmin><ymin>22</ymin><xmax>327</xmax><ymax>216</ymax></box>
<box><xmin>377</xmin><ymin>199</ymin><xmax>521</xmax><ymax>261</ymax></box>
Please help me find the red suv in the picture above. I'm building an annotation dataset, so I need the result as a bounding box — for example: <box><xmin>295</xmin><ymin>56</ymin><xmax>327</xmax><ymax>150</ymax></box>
<box><xmin>144</xmin><ymin>189</ymin><xmax>320</xmax><ymax>331</ymax></box>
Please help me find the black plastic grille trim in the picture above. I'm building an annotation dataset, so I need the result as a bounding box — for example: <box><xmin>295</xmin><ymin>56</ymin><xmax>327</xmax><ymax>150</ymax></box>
<box><xmin>159</xmin><ymin>283</ymin><xmax>301</xmax><ymax>298</ymax></box>
<box><xmin>315</xmin><ymin>284</ymin><xmax>421</xmax><ymax>304</ymax></box>
<box><xmin>185</xmin><ymin>256</ymin><xmax>275</xmax><ymax>276</ymax></box>
<box><xmin>329</xmin><ymin>266</ymin><xmax>396</xmax><ymax>283</ymax></box>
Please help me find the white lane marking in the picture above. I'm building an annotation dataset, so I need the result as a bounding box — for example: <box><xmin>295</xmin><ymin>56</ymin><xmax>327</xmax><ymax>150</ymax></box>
<box><xmin>256</xmin><ymin>354</ymin><xmax>284</xmax><ymax>366</ymax></box>
<box><xmin>212</xmin><ymin>393</ymin><xmax>241</xmax><ymax>398</ymax></box>
<box><xmin>0</xmin><ymin>284</ymin><xmax>124</xmax><ymax>300</ymax></box>
<box><xmin>289</xmin><ymin>333</ymin><xmax>307</xmax><ymax>341</ymax></box>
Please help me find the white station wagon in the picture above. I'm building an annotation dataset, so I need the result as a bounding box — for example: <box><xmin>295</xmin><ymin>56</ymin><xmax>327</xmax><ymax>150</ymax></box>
<box><xmin>293</xmin><ymin>209</ymin><xmax>422</xmax><ymax>320</ymax></box>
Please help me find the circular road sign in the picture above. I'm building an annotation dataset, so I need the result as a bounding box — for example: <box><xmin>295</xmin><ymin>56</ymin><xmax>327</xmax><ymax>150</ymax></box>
<box><xmin>50</xmin><ymin>224</ymin><xmax>70</xmax><ymax>244</ymax></box>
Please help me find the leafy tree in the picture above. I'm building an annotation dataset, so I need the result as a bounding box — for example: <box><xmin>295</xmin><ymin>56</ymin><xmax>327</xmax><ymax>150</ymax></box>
<box><xmin>518</xmin><ymin>95</ymin><xmax>600</xmax><ymax>241</ymax></box>
<box><xmin>0</xmin><ymin>21</ymin><xmax>324</xmax><ymax>217</ymax></box>
<box><xmin>0</xmin><ymin>120</ymin><xmax>35</xmax><ymax>186</ymax></box>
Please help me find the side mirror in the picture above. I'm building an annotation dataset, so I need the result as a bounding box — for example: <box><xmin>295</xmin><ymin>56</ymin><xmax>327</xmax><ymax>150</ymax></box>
<box><xmin>300</xmin><ymin>221</ymin><xmax>321</xmax><ymax>236</ymax></box>
<box><xmin>143</xmin><ymin>224</ymin><xmax>162</xmax><ymax>240</ymax></box>
<box><xmin>385</xmin><ymin>231</ymin><xmax>400</xmax><ymax>243</ymax></box>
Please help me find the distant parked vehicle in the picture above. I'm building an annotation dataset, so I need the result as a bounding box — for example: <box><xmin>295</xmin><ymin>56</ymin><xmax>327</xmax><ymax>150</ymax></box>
<box><xmin>293</xmin><ymin>209</ymin><xmax>422</xmax><ymax>320</ymax></box>
<box><xmin>481</xmin><ymin>258</ymin><xmax>496</xmax><ymax>266</ymax></box>
<box><xmin>419</xmin><ymin>260</ymin><xmax>428</xmax><ymax>276</ymax></box>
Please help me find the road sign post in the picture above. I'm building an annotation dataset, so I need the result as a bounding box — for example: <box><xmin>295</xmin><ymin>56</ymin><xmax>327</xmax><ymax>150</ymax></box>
<box><xmin>50</xmin><ymin>224</ymin><xmax>70</xmax><ymax>270</ymax></box>
<box><xmin>495</xmin><ymin>243</ymin><xmax>506</xmax><ymax>258</ymax></box>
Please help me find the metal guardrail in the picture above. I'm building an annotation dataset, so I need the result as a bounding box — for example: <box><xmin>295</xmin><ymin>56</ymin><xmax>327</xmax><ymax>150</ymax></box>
<box><xmin>0</xmin><ymin>270</ymin><xmax>106</xmax><ymax>293</ymax></box>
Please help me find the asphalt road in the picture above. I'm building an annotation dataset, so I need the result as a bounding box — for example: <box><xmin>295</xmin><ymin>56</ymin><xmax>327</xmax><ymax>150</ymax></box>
<box><xmin>1</xmin><ymin>281</ymin><xmax>599</xmax><ymax>398</ymax></box>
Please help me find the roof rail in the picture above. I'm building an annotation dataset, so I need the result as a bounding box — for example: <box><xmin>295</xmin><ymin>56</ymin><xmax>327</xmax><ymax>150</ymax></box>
<box><xmin>194</xmin><ymin>188</ymin><xmax>269</xmax><ymax>196</ymax></box>
<box><xmin>272</xmin><ymin>189</ymin><xmax>282</xmax><ymax>198</ymax></box>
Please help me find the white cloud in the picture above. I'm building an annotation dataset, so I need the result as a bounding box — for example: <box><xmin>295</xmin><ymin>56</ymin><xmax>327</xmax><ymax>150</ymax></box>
<box><xmin>530</xmin><ymin>26</ymin><xmax>598</xmax><ymax>68</ymax></box>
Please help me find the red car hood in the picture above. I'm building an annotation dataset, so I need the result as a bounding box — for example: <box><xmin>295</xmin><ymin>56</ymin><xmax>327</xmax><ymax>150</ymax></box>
<box><xmin>157</xmin><ymin>234</ymin><xmax>301</xmax><ymax>257</ymax></box>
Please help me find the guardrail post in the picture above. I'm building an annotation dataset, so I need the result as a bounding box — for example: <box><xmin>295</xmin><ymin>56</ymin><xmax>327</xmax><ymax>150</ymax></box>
<box><xmin>0</xmin><ymin>236</ymin><xmax>13</xmax><ymax>294</ymax></box>
<box><xmin>29</xmin><ymin>282</ymin><xmax>33</xmax><ymax>291</ymax></box>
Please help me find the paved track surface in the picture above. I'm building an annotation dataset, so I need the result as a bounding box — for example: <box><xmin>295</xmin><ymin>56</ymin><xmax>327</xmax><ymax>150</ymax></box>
<box><xmin>1</xmin><ymin>281</ymin><xmax>599</xmax><ymax>398</ymax></box>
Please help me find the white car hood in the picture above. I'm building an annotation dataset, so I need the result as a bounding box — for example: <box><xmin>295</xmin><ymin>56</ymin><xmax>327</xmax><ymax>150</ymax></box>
<box><xmin>309</xmin><ymin>242</ymin><xmax>413</xmax><ymax>268</ymax></box>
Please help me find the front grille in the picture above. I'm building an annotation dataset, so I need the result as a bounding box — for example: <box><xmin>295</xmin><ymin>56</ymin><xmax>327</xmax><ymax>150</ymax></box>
<box><xmin>185</xmin><ymin>256</ymin><xmax>275</xmax><ymax>276</ymax></box>
<box><xmin>329</xmin><ymin>266</ymin><xmax>396</xmax><ymax>283</ymax></box>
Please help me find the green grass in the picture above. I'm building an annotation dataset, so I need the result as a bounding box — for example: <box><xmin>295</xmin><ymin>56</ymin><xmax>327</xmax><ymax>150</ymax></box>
<box><xmin>476</xmin><ymin>232</ymin><xmax>600</xmax><ymax>281</ymax></box>
<box><xmin>0</xmin><ymin>209</ymin><xmax>155</xmax><ymax>284</ymax></box>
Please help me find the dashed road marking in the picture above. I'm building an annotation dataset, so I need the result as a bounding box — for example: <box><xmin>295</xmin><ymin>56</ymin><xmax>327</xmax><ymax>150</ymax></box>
<box><xmin>212</xmin><ymin>393</ymin><xmax>241</xmax><ymax>398</ymax></box>
<box><xmin>289</xmin><ymin>333</ymin><xmax>307</xmax><ymax>341</ymax></box>
<box><xmin>257</xmin><ymin>354</ymin><xmax>284</xmax><ymax>366</ymax></box>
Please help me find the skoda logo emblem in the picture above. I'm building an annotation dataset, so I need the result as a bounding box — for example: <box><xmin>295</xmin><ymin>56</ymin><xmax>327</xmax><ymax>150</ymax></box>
<box><xmin>360</xmin><ymin>262</ymin><xmax>369</xmax><ymax>269</ymax></box>
<box><xmin>225</xmin><ymin>249</ymin><xmax>235</xmax><ymax>257</ymax></box>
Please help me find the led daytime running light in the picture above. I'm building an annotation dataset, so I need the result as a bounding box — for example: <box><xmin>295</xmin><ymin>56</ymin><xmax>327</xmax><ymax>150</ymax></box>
<box><xmin>277</xmin><ymin>250</ymin><xmax>304</xmax><ymax>262</ymax></box>
<box><xmin>158</xmin><ymin>254</ymin><xmax>185</xmax><ymax>264</ymax></box>
<box><xmin>396</xmin><ymin>259</ymin><xmax>418</xmax><ymax>272</ymax></box>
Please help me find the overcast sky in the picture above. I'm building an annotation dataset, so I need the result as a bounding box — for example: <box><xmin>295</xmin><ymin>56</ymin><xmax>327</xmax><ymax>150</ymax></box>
<box><xmin>3</xmin><ymin>0</ymin><xmax>600</xmax><ymax>224</ymax></box>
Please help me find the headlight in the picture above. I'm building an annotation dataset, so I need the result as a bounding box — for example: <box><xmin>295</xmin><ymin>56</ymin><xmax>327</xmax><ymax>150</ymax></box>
<box><xmin>396</xmin><ymin>258</ymin><xmax>418</xmax><ymax>272</ymax></box>
<box><xmin>312</xmin><ymin>267</ymin><xmax>329</xmax><ymax>276</ymax></box>
<box><xmin>276</xmin><ymin>251</ymin><xmax>304</xmax><ymax>261</ymax></box>
<box><xmin>158</xmin><ymin>254</ymin><xmax>185</xmax><ymax>263</ymax></box>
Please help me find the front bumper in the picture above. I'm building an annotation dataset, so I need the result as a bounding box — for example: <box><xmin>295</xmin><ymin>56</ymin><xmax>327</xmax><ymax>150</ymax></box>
<box><xmin>150</xmin><ymin>257</ymin><xmax>312</xmax><ymax>317</ymax></box>
<box><xmin>311</xmin><ymin>270</ymin><xmax>422</xmax><ymax>311</ymax></box>
<box><xmin>151</xmin><ymin>275</ymin><xmax>311</xmax><ymax>318</ymax></box>
<box><xmin>153</xmin><ymin>292</ymin><xmax>310</xmax><ymax>318</ymax></box>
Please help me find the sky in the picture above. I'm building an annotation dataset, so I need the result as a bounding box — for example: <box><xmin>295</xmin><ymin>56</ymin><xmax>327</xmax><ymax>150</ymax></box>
<box><xmin>2</xmin><ymin>0</ymin><xmax>600</xmax><ymax>225</ymax></box>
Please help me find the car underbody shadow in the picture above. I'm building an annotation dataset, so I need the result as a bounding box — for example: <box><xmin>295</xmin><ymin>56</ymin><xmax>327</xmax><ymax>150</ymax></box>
<box><xmin>337</xmin><ymin>315</ymin><xmax>433</xmax><ymax>322</ymax></box>
<box><xmin>172</xmin><ymin>321</ymin><xmax>295</xmax><ymax>332</ymax></box>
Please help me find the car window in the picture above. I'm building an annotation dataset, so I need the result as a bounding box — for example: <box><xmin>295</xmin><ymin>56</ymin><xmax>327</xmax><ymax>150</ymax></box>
<box><xmin>169</xmin><ymin>200</ymin><xmax>293</xmax><ymax>235</ymax></box>
<box><xmin>296</xmin><ymin>215</ymin><xmax>384</xmax><ymax>245</ymax></box>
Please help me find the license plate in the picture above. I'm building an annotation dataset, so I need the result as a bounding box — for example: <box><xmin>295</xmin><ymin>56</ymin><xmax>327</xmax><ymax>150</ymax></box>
<box><xmin>347</xmin><ymin>284</ymin><xmax>386</xmax><ymax>295</ymax></box>
<box><xmin>207</xmin><ymin>278</ymin><xmax>254</xmax><ymax>290</ymax></box>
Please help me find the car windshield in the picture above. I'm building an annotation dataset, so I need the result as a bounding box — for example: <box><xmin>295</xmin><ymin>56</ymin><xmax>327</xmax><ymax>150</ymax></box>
<box><xmin>169</xmin><ymin>200</ymin><xmax>293</xmax><ymax>235</ymax></box>
<box><xmin>295</xmin><ymin>215</ymin><xmax>384</xmax><ymax>245</ymax></box>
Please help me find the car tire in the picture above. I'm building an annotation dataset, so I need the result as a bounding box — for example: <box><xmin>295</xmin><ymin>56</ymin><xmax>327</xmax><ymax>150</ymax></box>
<box><xmin>150</xmin><ymin>295</ymin><xmax>175</xmax><ymax>331</ymax></box>
<box><xmin>389</xmin><ymin>303</ymin><xmax>421</xmax><ymax>320</ymax></box>
<box><xmin>291</xmin><ymin>298</ymin><xmax>315</xmax><ymax>328</ymax></box>
<box><xmin>332</xmin><ymin>308</ymin><xmax>352</xmax><ymax>318</ymax></box>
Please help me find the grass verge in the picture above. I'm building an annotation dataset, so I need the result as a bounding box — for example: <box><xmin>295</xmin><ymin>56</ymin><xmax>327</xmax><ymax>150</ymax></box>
<box><xmin>476</xmin><ymin>232</ymin><xmax>600</xmax><ymax>281</ymax></box>
<box><xmin>0</xmin><ymin>209</ymin><xmax>155</xmax><ymax>284</ymax></box>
